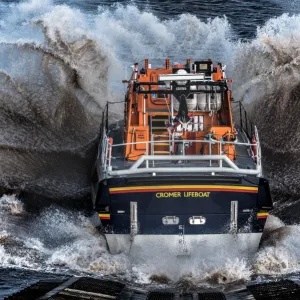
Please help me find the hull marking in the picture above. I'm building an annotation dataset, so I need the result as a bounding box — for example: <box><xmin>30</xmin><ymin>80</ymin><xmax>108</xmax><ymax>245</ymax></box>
<box><xmin>99</xmin><ymin>213</ymin><xmax>111</xmax><ymax>220</ymax></box>
<box><xmin>109</xmin><ymin>185</ymin><xmax>258</xmax><ymax>194</ymax></box>
<box><xmin>257</xmin><ymin>212</ymin><xmax>269</xmax><ymax>219</ymax></box>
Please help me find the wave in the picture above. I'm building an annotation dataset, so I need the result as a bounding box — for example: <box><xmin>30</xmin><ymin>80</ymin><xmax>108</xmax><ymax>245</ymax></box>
<box><xmin>232</xmin><ymin>13</ymin><xmax>300</xmax><ymax>203</ymax></box>
<box><xmin>0</xmin><ymin>195</ymin><xmax>129</xmax><ymax>273</ymax></box>
<box><xmin>0</xmin><ymin>39</ymin><xmax>102</xmax><ymax>198</ymax></box>
<box><xmin>1</xmin><ymin>195</ymin><xmax>300</xmax><ymax>290</ymax></box>
<box><xmin>94</xmin><ymin>4</ymin><xmax>234</xmax><ymax>65</ymax></box>
<box><xmin>0</xmin><ymin>1</ymin><xmax>122</xmax><ymax>199</ymax></box>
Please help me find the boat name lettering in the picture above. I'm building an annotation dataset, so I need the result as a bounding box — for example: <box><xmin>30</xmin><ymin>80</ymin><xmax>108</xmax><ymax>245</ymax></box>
<box><xmin>184</xmin><ymin>192</ymin><xmax>210</xmax><ymax>197</ymax></box>
<box><xmin>156</xmin><ymin>192</ymin><xmax>210</xmax><ymax>198</ymax></box>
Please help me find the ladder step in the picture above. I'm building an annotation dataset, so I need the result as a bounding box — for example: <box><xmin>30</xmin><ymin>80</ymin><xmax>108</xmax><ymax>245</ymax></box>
<box><xmin>152</xmin><ymin>118</ymin><xmax>169</xmax><ymax>122</ymax></box>
<box><xmin>154</xmin><ymin>144</ymin><xmax>169</xmax><ymax>147</ymax></box>
<box><xmin>154</xmin><ymin>151</ymin><xmax>170</xmax><ymax>154</ymax></box>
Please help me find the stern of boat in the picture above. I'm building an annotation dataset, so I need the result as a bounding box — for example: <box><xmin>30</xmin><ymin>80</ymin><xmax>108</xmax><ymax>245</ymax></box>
<box><xmin>95</xmin><ymin>176</ymin><xmax>272</xmax><ymax>256</ymax></box>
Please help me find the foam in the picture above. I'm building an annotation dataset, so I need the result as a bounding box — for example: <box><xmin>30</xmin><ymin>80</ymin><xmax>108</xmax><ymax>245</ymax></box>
<box><xmin>255</xmin><ymin>225</ymin><xmax>300</xmax><ymax>274</ymax></box>
<box><xmin>0</xmin><ymin>194</ymin><xmax>300</xmax><ymax>287</ymax></box>
<box><xmin>0</xmin><ymin>194</ymin><xmax>24</xmax><ymax>215</ymax></box>
<box><xmin>94</xmin><ymin>4</ymin><xmax>234</xmax><ymax>65</ymax></box>
<box><xmin>16</xmin><ymin>0</ymin><xmax>53</xmax><ymax>15</ymax></box>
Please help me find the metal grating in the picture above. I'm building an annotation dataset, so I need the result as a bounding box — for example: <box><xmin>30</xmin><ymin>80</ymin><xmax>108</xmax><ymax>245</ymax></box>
<box><xmin>130</xmin><ymin>292</ymin><xmax>148</xmax><ymax>300</ymax></box>
<box><xmin>8</xmin><ymin>276</ymin><xmax>300</xmax><ymax>300</ymax></box>
<box><xmin>5</xmin><ymin>280</ymin><xmax>64</xmax><ymax>300</ymax></box>
<box><xmin>69</xmin><ymin>277</ymin><xmax>125</xmax><ymax>296</ymax></box>
<box><xmin>50</xmin><ymin>289</ymin><xmax>115</xmax><ymax>300</ymax></box>
<box><xmin>198</xmin><ymin>292</ymin><xmax>226</xmax><ymax>300</ymax></box>
<box><xmin>147</xmin><ymin>292</ymin><xmax>175</xmax><ymax>300</ymax></box>
<box><xmin>247</xmin><ymin>280</ymin><xmax>300</xmax><ymax>300</ymax></box>
<box><xmin>48</xmin><ymin>296</ymin><xmax>75</xmax><ymax>300</ymax></box>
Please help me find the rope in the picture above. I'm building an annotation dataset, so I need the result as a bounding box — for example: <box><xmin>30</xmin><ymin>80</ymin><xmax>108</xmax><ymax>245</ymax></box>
<box><xmin>164</xmin><ymin>94</ymin><xmax>171</xmax><ymax>116</ymax></box>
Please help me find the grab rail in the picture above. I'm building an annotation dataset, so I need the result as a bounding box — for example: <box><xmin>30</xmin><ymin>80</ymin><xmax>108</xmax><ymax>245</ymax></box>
<box><xmin>98</xmin><ymin>126</ymin><xmax>262</xmax><ymax>178</ymax></box>
<box><xmin>239</xmin><ymin>101</ymin><xmax>254</xmax><ymax>140</ymax></box>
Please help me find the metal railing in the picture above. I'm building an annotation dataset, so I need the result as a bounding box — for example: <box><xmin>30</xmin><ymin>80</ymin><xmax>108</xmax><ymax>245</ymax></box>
<box><xmin>97</xmin><ymin>100</ymin><xmax>262</xmax><ymax>179</ymax></box>
<box><xmin>239</xmin><ymin>101</ymin><xmax>254</xmax><ymax>140</ymax></box>
<box><xmin>98</xmin><ymin>128</ymin><xmax>262</xmax><ymax>179</ymax></box>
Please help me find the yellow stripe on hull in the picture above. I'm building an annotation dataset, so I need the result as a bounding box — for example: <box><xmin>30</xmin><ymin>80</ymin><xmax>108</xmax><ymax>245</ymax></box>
<box><xmin>109</xmin><ymin>185</ymin><xmax>258</xmax><ymax>192</ymax></box>
<box><xmin>99</xmin><ymin>213</ymin><xmax>111</xmax><ymax>220</ymax></box>
<box><xmin>257</xmin><ymin>212</ymin><xmax>269</xmax><ymax>219</ymax></box>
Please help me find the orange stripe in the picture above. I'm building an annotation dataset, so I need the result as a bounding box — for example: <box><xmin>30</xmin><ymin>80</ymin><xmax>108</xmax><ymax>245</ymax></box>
<box><xmin>110</xmin><ymin>189</ymin><xmax>257</xmax><ymax>194</ymax></box>
<box><xmin>109</xmin><ymin>185</ymin><xmax>258</xmax><ymax>194</ymax></box>
<box><xmin>257</xmin><ymin>212</ymin><xmax>269</xmax><ymax>219</ymax></box>
<box><xmin>99</xmin><ymin>214</ymin><xmax>110</xmax><ymax>220</ymax></box>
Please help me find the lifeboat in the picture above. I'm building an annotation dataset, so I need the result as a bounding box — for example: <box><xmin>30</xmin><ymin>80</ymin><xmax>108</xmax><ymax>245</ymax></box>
<box><xmin>91</xmin><ymin>59</ymin><xmax>273</xmax><ymax>257</ymax></box>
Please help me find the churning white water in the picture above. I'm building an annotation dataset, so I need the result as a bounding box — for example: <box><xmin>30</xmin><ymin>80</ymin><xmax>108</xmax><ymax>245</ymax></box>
<box><xmin>1</xmin><ymin>0</ymin><xmax>300</xmax><ymax>288</ymax></box>
<box><xmin>1</xmin><ymin>194</ymin><xmax>300</xmax><ymax>288</ymax></box>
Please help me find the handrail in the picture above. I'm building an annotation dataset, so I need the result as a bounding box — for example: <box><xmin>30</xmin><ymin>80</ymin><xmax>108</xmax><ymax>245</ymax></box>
<box><xmin>108</xmin><ymin>155</ymin><xmax>261</xmax><ymax>177</ymax></box>
<box><xmin>129</xmin><ymin>155</ymin><xmax>238</xmax><ymax>171</ymax></box>
<box><xmin>111</xmin><ymin>139</ymin><xmax>258</xmax><ymax>147</ymax></box>
<box><xmin>98</xmin><ymin>134</ymin><xmax>262</xmax><ymax>178</ymax></box>
<box><xmin>239</xmin><ymin>101</ymin><xmax>254</xmax><ymax>139</ymax></box>
<box><xmin>109</xmin><ymin>166</ymin><xmax>260</xmax><ymax>176</ymax></box>
<box><xmin>255</xmin><ymin>125</ymin><xmax>262</xmax><ymax>177</ymax></box>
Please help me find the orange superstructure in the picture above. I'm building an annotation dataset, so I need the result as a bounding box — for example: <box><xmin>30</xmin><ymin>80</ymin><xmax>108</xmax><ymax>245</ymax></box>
<box><xmin>123</xmin><ymin>58</ymin><xmax>236</xmax><ymax>161</ymax></box>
